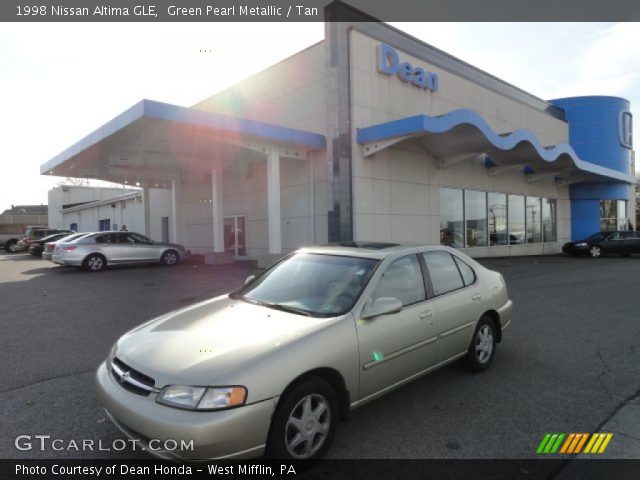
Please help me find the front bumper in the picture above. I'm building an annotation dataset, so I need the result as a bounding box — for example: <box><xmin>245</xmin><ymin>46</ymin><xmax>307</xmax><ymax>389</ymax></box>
<box><xmin>562</xmin><ymin>243</ymin><xmax>588</xmax><ymax>255</ymax></box>
<box><xmin>95</xmin><ymin>362</ymin><xmax>276</xmax><ymax>460</ymax></box>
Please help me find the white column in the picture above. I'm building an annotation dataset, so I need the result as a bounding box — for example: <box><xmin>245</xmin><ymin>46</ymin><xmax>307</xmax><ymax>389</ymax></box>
<box><xmin>267</xmin><ymin>147</ymin><xmax>282</xmax><ymax>254</ymax></box>
<box><xmin>211</xmin><ymin>167</ymin><xmax>224</xmax><ymax>253</ymax></box>
<box><xmin>171</xmin><ymin>179</ymin><xmax>180</xmax><ymax>243</ymax></box>
<box><xmin>142</xmin><ymin>182</ymin><xmax>151</xmax><ymax>237</ymax></box>
<box><xmin>309</xmin><ymin>156</ymin><xmax>315</xmax><ymax>245</ymax></box>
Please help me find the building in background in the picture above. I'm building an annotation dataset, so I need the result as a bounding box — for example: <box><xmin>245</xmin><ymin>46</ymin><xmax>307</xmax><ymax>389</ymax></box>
<box><xmin>39</xmin><ymin>4</ymin><xmax>636</xmax><ymax>266</ymax></box>
<box><xmin>0</xmin><ymin>204</ymin><xmax>49</xmax><ymax>251</ymax></box>
<box><xmin>48</xmin><ymin>185</ymin><xmax>173</xmax><ymax>242</ymax></box>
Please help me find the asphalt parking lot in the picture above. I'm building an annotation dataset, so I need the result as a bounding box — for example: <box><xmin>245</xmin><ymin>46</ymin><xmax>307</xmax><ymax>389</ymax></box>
<box><xmin>1</xmin><ymin>251</ymin><xmax>639</xmax><ymax>463</ymax></box>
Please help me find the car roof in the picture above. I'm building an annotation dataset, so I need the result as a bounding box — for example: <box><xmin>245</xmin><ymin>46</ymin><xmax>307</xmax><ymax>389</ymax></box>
<box><xmin>297</xmin><ymin>243</ymin><xmax>453</xmax><ymax>260</ymax></box>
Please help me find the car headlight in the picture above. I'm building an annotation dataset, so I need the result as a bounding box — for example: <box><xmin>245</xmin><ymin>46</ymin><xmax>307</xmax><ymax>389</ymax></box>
<box><xmin>574</xmin><ymin>242</ymin><xmax>588</xmax><ymax>247</ymax></box>
<box><xmin>156</xmin><ymin>385</ymin><xmax>247</xmax><ymax>410</ymax></box>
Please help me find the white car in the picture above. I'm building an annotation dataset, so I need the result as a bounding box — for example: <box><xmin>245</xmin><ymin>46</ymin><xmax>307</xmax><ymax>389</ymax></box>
<box><xmin>53</xmin><ymin>231</ymin><xmax>189</xmax><ymax>271</ymax></box>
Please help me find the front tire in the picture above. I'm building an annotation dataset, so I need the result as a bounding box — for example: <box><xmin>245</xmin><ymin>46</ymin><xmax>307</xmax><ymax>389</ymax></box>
<box><xmin>83</xmin><ymin>253</ymin><xmax>106</xmax><ymax>272</ymax></box>
<box><xmin>267</xmin><ymin>377</ymin><xmax>338</xmax><ymax>460</ymax></box>
<box><xmin>464</xmin><ymin>315</ymin><xmax>497</xmax><ymax>372</ymax></box>
<box><xmin>161</xmin><ymin>249</ymin><xmax>179</xmax><ymax>266</ymax></box>
<box><xmin>588</xmin><ymin>245</ymin><xmax>602</xmax><ymax>258</ymax></box>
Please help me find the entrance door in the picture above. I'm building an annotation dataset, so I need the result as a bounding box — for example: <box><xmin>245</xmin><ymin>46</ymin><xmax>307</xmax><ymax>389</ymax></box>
<box><xmin>161</xmin><ymin>217</ymin><xmax>169</xmax><ymax>243</ymax></box>
<box><xmin>224</xmin><ymin>216</ymin><xmax>247</xmax><ymax>259</ymax></box>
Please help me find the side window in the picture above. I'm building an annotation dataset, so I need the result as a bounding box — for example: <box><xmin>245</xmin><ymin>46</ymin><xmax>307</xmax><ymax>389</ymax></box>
<box><xmin>128</xmin><ymin>233</ymin><xmax>150</xmax><ymax>244</ymax></box>
<box><xmin>371</xmin><ymin>255</ymin><xmax>425</xmax><ymax>307</ymax></box>
<box><xmin>94</xmin><ymin>235</ymin><xmax>107</xmax><ymax>243</ymax></box>
<box><xmin>453</xmin><ymin>256</ymin><xmax>476</xmax><ymax>286</ymax></box>
<box><xmin>422</xmin><ymin>251</ymin><xmax>464</xmax><ymax>296</ymax></box>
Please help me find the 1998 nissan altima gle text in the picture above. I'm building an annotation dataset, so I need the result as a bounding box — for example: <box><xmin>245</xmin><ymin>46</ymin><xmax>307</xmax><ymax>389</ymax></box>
<box><xmin>96</xmin><ymin>243</ymin><xmax>513</xmax><ymax>460</ymax></box>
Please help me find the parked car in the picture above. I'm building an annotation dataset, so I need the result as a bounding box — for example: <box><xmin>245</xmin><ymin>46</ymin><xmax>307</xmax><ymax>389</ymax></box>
<box><xmin>28</xmin><ymin>233</ymin><xmax>76</xmax><ymax>257</ymax></box>
<box><xmin>0</xmin><ymin>224</ymin><xmax>46</xmax><ymax>253</ymax></box>
<box><xmin>562</xmin><ymin>231</ymin><xmax>640</xmax><ymax>258</ymax></box>
<box><xmin>22</xmin><ymin>227</ymin><xmax>74</xmax><ymax>253</ymax></box>
<box><xmin>53</xmin><ymin>231</ymin><xmax>189</xmax><ymax>271</ymax></box>
<box><xmin>42</xmin><ymin>232</ymin><xmax>92</xmax><ymax>261</ymax></box>
<box><xmin>96</xmin><ymin>243</ymin><xmax>513</xmax><ymax>460</ymax></box>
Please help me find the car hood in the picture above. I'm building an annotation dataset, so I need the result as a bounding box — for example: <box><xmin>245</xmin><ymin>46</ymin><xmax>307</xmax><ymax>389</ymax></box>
<box><xmin>114</xmin><ymin>296</ymin><xmax>331</xmax><ymax>387</ymax></box>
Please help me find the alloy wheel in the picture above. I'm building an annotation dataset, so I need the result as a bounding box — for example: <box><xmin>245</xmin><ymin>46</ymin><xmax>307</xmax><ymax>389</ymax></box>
<box><xmin>163</xmin><ymin>252</ymin><xmax>178</xmax><ymax>265</ymax></box>
<box><xmin>284</xmin><ymin>394</ymin><xmax>331</xmax><ymax>459</ymax></box>
<box><xmin>589</xmin><ymin>246</ymin><xmax>601</xmax><ymax>258</ymax></box>
<box><xmin>88</xmin><ymin>256</ymin><xmax>103</xmax><ymax>271</ymax></box>
<box><xmin>475</xmin><ymin>325</ymin><xmax>494</xmax><ymax>364</ymax></box>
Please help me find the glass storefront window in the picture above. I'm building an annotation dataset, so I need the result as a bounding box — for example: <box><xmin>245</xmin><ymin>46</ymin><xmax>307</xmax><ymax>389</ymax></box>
<box><xmin>617</xmin><ymin>200</ymin><xmax>628</xmax><ymax>230</ymax></box>
<box><xmin>508</xmin><ymin>195</ymin><xmax>525</xmax><ymax>245</ymax></box>
<box><xmin>464</xmin><ymin>190</ymin><xmax>487</xmax><ymax>247</ymax></box>
<box><xmin>600</xmin><ymin>200</ymin><xmax>618</xmax><ymax>231</ymax></box>
<box><xmin>526</xmin><ymin>197</ymin><xmax>542</xmax><ymax>243</ymax></box>
<box><xmin>488</xmin><ymin>193</ymin><xmax>508</xmax><ymax>246</ymax></box>
<box><xmin>439</xmin><ymin>188</ymin><xmax>464</xmax><ymax>248</ymax></box>
<box><xmin>542</xmin><ymin>199</ymin><xmax>557</xmax><ymax>242</ymax></box>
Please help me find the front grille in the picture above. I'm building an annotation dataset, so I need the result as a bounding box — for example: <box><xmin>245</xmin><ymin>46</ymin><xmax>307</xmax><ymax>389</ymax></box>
<box><xmin>111</xmin><ymin>357</ymin><xmax>157</xmax><ymax>397</ymax></box>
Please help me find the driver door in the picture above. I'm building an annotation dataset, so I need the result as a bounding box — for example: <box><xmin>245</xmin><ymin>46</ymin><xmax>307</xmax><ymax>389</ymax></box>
<box><xmin>356</xmin><ymin>254</ymin><xmax>438</xmax><ymax>401</ymax></box>
<box><xmin>125</xmin><ymin>233</ymin><xmax>158</xmax><ymax>261</ymax></box>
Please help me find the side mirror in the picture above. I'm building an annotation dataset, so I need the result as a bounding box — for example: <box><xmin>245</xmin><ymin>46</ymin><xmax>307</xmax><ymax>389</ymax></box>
<box><xmin>362</xmin><ymin>297</ymin><xmax>402</xmax><ymax>320</ymax></box>
<box><xmin>244</xmin><ymin>275</ymin><xmax>256</xmax><ymax>286</ymax></box>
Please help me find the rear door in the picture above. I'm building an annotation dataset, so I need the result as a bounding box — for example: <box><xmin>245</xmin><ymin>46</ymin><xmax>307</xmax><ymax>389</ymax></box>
<box><xmin>98</xmin><ymin>233</ymin><xmax>129</xmax><ymax>263</ymax></box>
<box><xmin>421</xmin><ymin>250</ymin><xmax>481</xmax><ymax>365</ymax></box>
<box><xmin>622</xmin><ymin>231</ymin><xmax>640</xmax><ymax>254</ymax></box>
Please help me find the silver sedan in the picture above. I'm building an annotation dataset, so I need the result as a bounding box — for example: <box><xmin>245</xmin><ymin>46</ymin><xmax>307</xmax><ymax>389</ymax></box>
<box><xmin>96</xmin><ymin>243</ymin><xmax>512</xmax><ymax>459</ymax></box>
<box><xmin>53</xmin><ymin>231</ymin><xmax>189</xmax><ymax>271</ymax></box>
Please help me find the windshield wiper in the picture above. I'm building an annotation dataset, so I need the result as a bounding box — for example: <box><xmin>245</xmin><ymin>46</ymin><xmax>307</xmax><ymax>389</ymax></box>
<box><xmin>232</xmin><ymin>295</ymin><xmax>313</xmax><ymax>316</ymax></box>
<box><xmin>263</xmin><ymin>303</ymin><xmax>313</xmax><ymax>317</ymax></box>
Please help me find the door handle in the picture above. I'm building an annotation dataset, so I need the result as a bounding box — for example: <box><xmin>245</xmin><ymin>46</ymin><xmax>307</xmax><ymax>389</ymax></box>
<box><xmin>471</xmin><ymin>293</ymin><xmax>482</xmax><ymax>301</ymax></box>
<box><xmin>419</xmin><ymin>310</ymin><xmax>432</xmax><ymax>320</ymax></box>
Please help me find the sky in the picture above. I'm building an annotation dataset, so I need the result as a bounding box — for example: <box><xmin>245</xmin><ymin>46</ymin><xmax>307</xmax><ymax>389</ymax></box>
<box><xmin>0</xmin><ymin>22</ymin><xmax>638</xmax><ymax>213</ymax></box>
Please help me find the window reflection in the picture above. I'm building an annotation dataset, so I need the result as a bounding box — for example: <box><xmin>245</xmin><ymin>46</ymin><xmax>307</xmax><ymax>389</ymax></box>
<box><xmin>488</xmin><ymin>193</ymin><xmax>507</xmax><ymax>246</ymax></box>
<box><xmin>465</xmin><ymin>190</ymin><xmax>487</xmax><ymax>247</ymax></box>
<box><xmin>542</xmin><ymin>199</ymin><xmax>557</xmax><ymax>242</ymax></box>
<box><xmin>439</xmin><ymin>188</ymin><xmax>464</xmax><ymax>248</ymax></box>
<box><xmin>526</xmin><ymin>197</ymin><xmax>542</xmax><ymax>243</ymax></box>
<box><xmin>440</xmin><ymin>189</ymin><xmax>556</xmax><ymax>247</ymax></box>
<box><xmin>508</xmin><ymin>195</ymin><xmax>525</xmax><ymax>245</ymax></box>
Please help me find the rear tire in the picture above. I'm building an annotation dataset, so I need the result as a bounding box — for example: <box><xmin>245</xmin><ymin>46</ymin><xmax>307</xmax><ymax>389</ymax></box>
<box><xmin>161</xmin><ymin>249</ymin><xmax>179</xmax><ymax>266</ymax></box>
<box><xmin>5</xmin><ymin>240</ymin><xmax>18</xmax><ymax>253</ymax></box>
<box><xmin>464</xmin><ymin>315</ymin><xmax>497</xmax><ymax>372</ymax></box>
<box><xmin>83</xmin><ymin>253</ymin><xmax>106</xmax><ymax>272</ymax></box>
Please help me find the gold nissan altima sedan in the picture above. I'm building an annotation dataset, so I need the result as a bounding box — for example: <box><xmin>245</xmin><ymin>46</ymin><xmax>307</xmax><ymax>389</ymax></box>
<box><xmin>96</xmin><ymin>243</ymin><xmax>513</xmax><ymax>460</ymax></box>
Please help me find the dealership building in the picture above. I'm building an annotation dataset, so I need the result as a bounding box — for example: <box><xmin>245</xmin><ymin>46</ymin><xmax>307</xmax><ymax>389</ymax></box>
<box><xmin>40</xmin><ymin>13</ymin><xmax>636</xmax><ymax>266</ymax></box>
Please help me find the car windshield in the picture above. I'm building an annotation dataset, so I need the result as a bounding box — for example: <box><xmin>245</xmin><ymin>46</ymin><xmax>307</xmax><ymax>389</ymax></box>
<box><xmin>231</xmin><ymin>253</ymin><xmax>379</xmax><ymax>317</ymax></box>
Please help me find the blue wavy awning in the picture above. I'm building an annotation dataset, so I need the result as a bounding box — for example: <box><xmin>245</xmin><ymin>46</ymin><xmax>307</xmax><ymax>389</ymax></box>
<box><xmin>356</xmin><ymin>109</ymin><xmax>635</xmax><ymax>184</ymax></box>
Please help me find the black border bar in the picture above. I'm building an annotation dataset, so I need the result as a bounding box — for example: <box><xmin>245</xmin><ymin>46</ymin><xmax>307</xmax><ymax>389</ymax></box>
<box><xmin>2</xmin><ymin>0</ymin><xmax>640</xmax><ymax>22</ymax></box>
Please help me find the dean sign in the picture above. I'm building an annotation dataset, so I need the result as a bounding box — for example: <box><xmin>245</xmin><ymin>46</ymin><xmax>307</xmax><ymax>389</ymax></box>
<box><xmin>377</xmin><ymin>44</ymin><xmax>439</xmax><ymax>92</ymax></box>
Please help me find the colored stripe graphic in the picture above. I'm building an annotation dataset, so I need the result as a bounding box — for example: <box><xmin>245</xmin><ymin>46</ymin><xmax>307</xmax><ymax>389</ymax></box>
<box><xmin>538</xmin><ymin>433</ymin><xmax>613</xmax><ymax>454</ymax></box>
<box><xmin>537</xmin><ymin>433</ymin><xmax>565</xmax><ymax>454</ymax></box>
